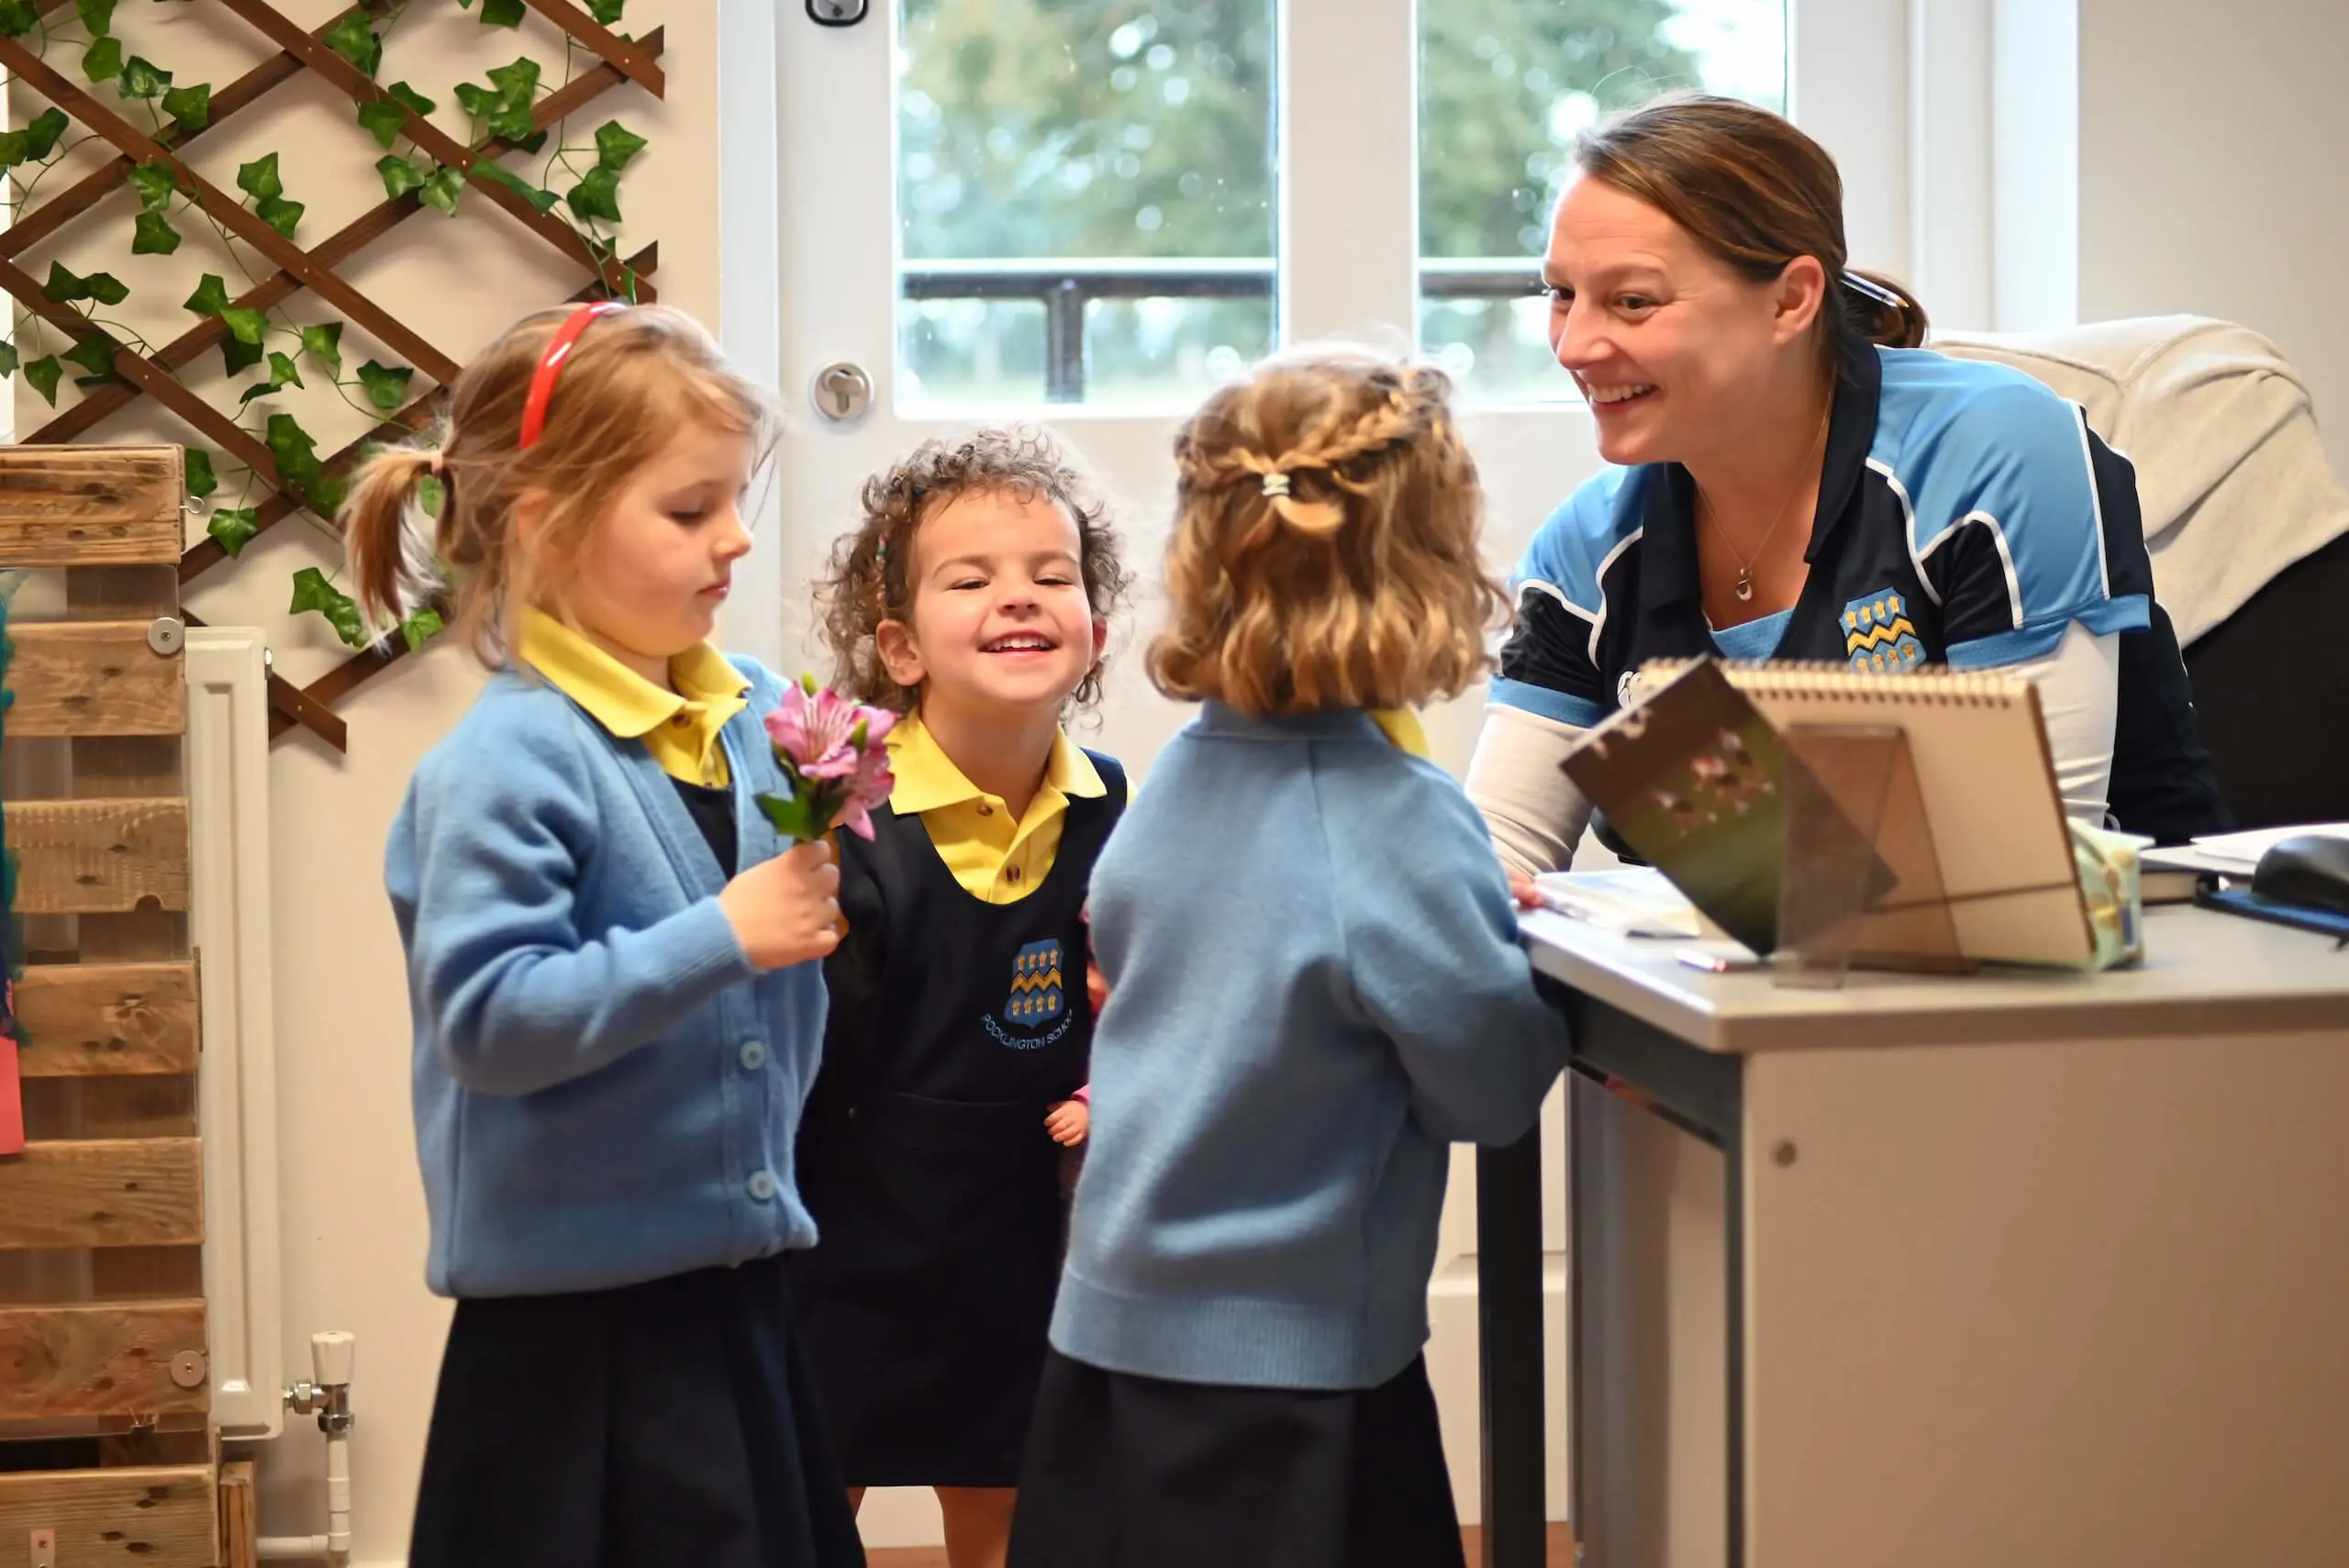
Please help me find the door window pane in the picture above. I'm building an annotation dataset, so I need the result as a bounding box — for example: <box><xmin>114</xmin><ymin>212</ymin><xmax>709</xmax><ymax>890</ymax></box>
<box><xmin>1417</xmin><ymin>1</ymin><xmax>1788</xmax><ymax>403</ymax></box>
<box><xmin>896</xmin><ymin>2</ymin><xmax>1277</xmax><ymax>408</ymax></box>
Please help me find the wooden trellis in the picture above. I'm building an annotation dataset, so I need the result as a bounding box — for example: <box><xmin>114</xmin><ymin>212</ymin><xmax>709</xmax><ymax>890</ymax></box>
<box><xmin>1</xmin><ymin>0</ymin><xmax>666</xmax><ymax>751</ymax></box>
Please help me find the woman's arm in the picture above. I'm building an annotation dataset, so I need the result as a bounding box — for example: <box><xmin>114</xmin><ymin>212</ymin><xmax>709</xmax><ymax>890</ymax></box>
<box><xmin>1464</xmin><ymin>702</ymin><xmax>1597</xmax><ymax>880</ymax></box>
<box><xmin>2001</xmin><ymin>621</ymin><xmax>2121</xmax><ymax>824</ymax></box>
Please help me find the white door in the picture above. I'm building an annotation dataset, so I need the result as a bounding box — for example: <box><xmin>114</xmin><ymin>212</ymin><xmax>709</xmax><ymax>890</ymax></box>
<box><xmin>723</xmin><ymin>0</ymin><xmax>1900</xmax><ymax>1547</ymax></box>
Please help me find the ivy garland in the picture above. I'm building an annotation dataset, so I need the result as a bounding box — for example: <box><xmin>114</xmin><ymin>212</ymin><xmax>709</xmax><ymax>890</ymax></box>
<box><xmin>0</xmin><ymin>0</ymin><xmax>645</xmax><ymax>651</ymax></box>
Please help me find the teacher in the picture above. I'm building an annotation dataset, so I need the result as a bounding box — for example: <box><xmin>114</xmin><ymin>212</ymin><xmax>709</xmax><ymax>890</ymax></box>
<box><xmin>1466</xmin><ymin>95</ymin><xmax>2230</xmax><ymax>881</ymax></box>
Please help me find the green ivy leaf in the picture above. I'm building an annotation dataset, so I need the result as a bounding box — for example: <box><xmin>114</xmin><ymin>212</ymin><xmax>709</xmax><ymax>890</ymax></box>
<box><xmin>22</xmin><ymin>355</ymin><xmax>61</xmax><ymax>406</ymax></box>
<box><xmin>161</xmin><ymin>82</ymin><xmax>210</xmax><ymax>130</ymax></box>
<box><xmin>20</xmin><ymin>107</ymin><xmax>68</xmax><ymax>162</ymax></box>
<box><xmin>356</xmin><ymin>98</ymin><xmax>406</xmax><ymax>150</ymax></box>
<box><xmin>473</xmin><ymin>161</ymin><xmax>560</xmax><ymax>215</ymax></box>
<box><xmin>61</xmin><ymin>333</ymin><xmax>118</xmax><ymax>383</ymax></box>
<box><xmin>0</xmin><ymin>1</ymin><xmax>39</xmax><ymax>40</ymax></box>
<box><xmin>587</xmin><ymin>0</ymin><xmax>626</xmax><ymax>23</ymax></box>
<box><xmin>219</xmin><ymin>306</ymin><xmax>269</xmax><ymax>346</ymax></box>
<box><xmin>118</xmin><ymin>55</ymin><xmax>171</xmax><ymax>101</ymax></box>
<box><xmin>131</xmin><ymin>209</ymin><xmax>181</xmax><ymax>255</ymax></box>
<box><xmin>300</xmin><ymin>322</ymin><xmax>343</xmax><ymax>378</ymax></box>
<box><xmin>399</xmin><ymin>607</ymin><xmax>444</xmax><ymax>651</ymax></box>
<box><xmin>127</xmin><ymin>159</ymin><xmax>179</xmax><ymax>211</ymax></box>
<box><xmin>485</xmin><ymin>57</ymin><xmax>541</xmax><ymax>102</ymax></box>
<box><xmin>417</xmin><ymin>473</ymin><xmax>444</xmax><ymax>518</ymax></box>
<box><xmin>0</xmin><ymin>130</ymin><xmax>26</xmax><ymax>169</ymax></box>
<box><xmin>221</xmin><ymin>335</ymin><xmax>265</xmax><ymax>378</ymax></box>
<box><xmin>312</xmin><ymin>471</ymin><xmax>350</xmax><ymax>517</ymax></box>
<box><xmin>76</xmin><ymin>0</ymin><xmax>116</xmax><ymax>34</ymax></box>
<box><xmin>236</xmin><ymin>151</ymin><xmax>283</xmax><ymax>204</ymax></box>
<box><xmin>289</xmin><ymin>567</ymin><xmax>369</xmax><ymax>649</ymax></box>
<box><xmin>420</xmin><ymin>165</ymin><xmax>465</xmax><ymax>216</ymax></box>
<box><xmin>184</xmin><ymin>449</ymin><xmax>217</xmax><ymax>500</ymax></box>
<box><xmin>322</xmin><ymin>11</ymin><xmax>382</xmax><ymax>78</ymax></box>
<box><xmin>206</xmin><ymin>506</ymin><xmax>260</xmax><ymax>558</ymax></box>
<box><xmin>257</xmin><ymin>194</ymin><xmax>304</xmax><ymax>240</ymax></box>
<box><xmin>594</xmin><ymin>119</ymin><xmax>646</xmax><ymax>172</ymax></box>
<box><xmin>266</xmin><ymin>412</ymin><xmax>323</xmax><ymax>490</ymax></box>
<box><xmin>184</xmin><ymin>273</ymin><xmax>233</xmax><ymax>317</ymax></box>
<box><xmin>564</xmin><ymin>165</ymin><xmax>623</xmax><ymax>225</ymax></box>
<box><xmin>83</xmin><ymin>34</ymin><xmax>123</xmax><ymax>83</ymax></box>
<box><xmin>376</xmin><ymin>154</ymin><xmax>427</xmax><ymax>200</ymax></box>
<box><xmin>44</xmin><ymin>261</ymin><xmax>127</xmax><ymax>306</ymax></box>
<box><xmin>0</xmin><ymin>340</ymin><xmax>17</xmax><ymax>378</ymax></box>
<box><xmin>478</xmin><ymin>0</ymin><xmax>526</xmax><ymax>27</ymax></box>
<box><xmin>356</xmin><ymin>358</ymin><xmax>414</xmax><ymax>412</ymax></box>
<box><xmin>238</xmin><ymin>349</ymin><xmax>304</xmax><ymax>406</ymax></box>
<box><xmin>390</xmin><ymin>81</ymin><xmax>437</xmax><ymax>118</ymax></box>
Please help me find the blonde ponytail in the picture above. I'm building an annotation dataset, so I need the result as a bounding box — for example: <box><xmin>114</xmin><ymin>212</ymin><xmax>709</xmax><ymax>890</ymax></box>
<box><xmin>342</xmin><ymin>444</ymin><xmax>445</xmax><ymax>636</ymax></box>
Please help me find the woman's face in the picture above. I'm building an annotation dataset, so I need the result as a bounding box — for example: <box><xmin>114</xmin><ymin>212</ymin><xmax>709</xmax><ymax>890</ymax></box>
<box><xmin>1543</xmin><ymin>173</ymin><xmax>1823</xmax><ymax>469</ymax></box>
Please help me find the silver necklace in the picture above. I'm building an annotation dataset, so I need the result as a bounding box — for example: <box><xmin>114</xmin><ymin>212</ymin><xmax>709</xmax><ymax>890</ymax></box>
<box><xmin>1699</xmin><ymin>403</ymin><xmax>1831</xmax><ymax>603</ymax></box>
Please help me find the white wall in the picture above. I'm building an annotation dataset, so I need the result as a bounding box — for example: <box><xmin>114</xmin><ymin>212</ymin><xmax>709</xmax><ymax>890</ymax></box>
<box><xmin>2076</xmin><ymin>0</ymin><xmax>2349</xmax><ymax>472</ymax></box>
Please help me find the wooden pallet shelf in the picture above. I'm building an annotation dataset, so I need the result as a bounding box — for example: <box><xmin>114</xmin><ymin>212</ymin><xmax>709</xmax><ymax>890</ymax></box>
<box><xmin>3</xmin><ymin>442</ymin><xmax>214</xmax><ymax>1553</ymax></box>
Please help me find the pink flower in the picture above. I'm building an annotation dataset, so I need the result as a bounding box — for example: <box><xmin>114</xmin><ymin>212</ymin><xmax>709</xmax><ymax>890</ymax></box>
<box><xmin>755</xmin><ymin>677</ymin><xmax>899</xmax><ymax>842</ymax></box>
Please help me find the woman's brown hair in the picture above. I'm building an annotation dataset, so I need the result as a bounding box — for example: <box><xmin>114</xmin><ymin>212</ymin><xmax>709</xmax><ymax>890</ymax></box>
<box><xmin>1571</xmin><ymin>93</ymin><xmax>1929</xmax><ymax>363</ymax></box>
<box><xmin>341</xmin><ymin>303</ymin><xmax>777</xmax><ymax>665</ymax></box>
<box><xmin>817</xmin><ymin>428</ymin><xmax>1130</xmax><ymax>714</ymax></box>
<box><xmin>1149</xmin><ymin>349</ymin><xmax>1508</xmax><ymax>716</ymax></box>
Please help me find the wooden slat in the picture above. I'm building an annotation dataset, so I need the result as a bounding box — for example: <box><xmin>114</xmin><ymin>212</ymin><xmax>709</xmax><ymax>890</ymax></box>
<box><xmin>0</xmin><ymin>1463</ymin><xmax>217</xmax><ymax>1568</ymax></box>
<box><xmin>218</xmin><ymin>1460</ymin><xmax>256</xmax><ymax>1568</ymax></box>
<box><xmin>0</xmin><ymin>1299</ymin><xmax>206</xmax><ymax>1420</ymax></box>
<box><xmin>0</xmin><ymin>1140</ymin><xmax>203</xmax><ymax>1250</ymax></box>
<box><xmin>8</xmin><ymin>799</ymin><xmax>189</xmax><ymax>916</ymax></box>
<box><xmin>14</xmin><ymin>963</ymin><xmax>200</xmax><ymax>1079</ymax></box>
<box><xmin>1</xmin><ymin>622</ymin><xmax>184</xmax><ymax>738</ymax></box>
<box><xmin>0</xmin><ymin>449</ymin><xmax>181</xmax><ymax>568</ymax></box>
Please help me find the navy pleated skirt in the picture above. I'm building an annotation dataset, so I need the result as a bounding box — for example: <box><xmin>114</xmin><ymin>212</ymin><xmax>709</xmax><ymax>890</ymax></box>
<box><xmin>1007</xmin><ymin>1349</ymin><xmax>1465</xmax><ymax>1568</ymax></box>
<box><xmin>408</xmin><ymin>1252</ymin><xmax>864</xmax><ymax>1568</ymax></box>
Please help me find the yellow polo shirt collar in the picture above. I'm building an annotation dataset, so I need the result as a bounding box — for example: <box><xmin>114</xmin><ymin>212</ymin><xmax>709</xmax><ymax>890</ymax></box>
<box><xmin>888</xmin><ymin>711</ymin><xmax>1105</xmax><ymax>905</ymax></box>
<box><xmin>518</xmin><ymin>607</ymin><xmax>750</xmax><ymax>787</ymax></box>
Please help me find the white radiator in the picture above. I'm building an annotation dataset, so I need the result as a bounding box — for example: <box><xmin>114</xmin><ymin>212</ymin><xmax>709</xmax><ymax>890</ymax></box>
<box><xmin>186</xmin><ymin>625</ymin><xmax>286</xmax><ymax>1438</ymax></box>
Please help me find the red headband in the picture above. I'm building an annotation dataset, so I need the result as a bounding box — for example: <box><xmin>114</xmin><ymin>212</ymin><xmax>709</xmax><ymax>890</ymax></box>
<box><xmin>518</xmin><ymin>302</ymin><xmax>625</xmax><ymax>450</ymax></box>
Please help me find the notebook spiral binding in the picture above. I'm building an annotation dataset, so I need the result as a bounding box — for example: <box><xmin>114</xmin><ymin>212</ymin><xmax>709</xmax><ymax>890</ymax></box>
<box><xmin>1633</xmin><ymin>658</ymin><xmax>2028</xmax><ymax>707</ymax></box>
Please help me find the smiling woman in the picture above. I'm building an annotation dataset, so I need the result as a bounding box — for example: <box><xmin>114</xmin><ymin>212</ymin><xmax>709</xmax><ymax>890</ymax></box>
<box><xmin>1465</xmin><ymin>94</ymin><xmax>2232</xmax><ymax>882</ymax></box>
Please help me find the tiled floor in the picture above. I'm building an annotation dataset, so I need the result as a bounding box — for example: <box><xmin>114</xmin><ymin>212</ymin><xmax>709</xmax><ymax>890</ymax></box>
<box><xmin>866</xmin><ymin>1522</ymin><xmax>1578</xmax><ymax>1565</ymax></box>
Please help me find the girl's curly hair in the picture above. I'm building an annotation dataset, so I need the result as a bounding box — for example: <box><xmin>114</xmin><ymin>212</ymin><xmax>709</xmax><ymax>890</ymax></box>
<box><xmin>818</xmin><ymin>428</ymin><xmax>1130</xmax><ymax>714</ymax></box>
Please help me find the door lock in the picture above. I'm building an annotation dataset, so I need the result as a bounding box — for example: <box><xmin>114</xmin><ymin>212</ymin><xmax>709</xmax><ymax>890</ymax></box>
<box><xmin>811</xmin><ymin>362</ymin><xmax>874</xmax><ymax>425</ymax></box>
<box><xmin>807</xmin><ymin>0</ymin><xmax>868</xmax><ymax>25</ymax></box>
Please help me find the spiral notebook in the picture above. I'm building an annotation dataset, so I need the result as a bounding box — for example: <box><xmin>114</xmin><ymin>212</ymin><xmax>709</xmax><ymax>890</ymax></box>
<box><xmin>1585</xmin><ymin>658</ymin><xmax>2096</xmax><ymax>969</ymax></box>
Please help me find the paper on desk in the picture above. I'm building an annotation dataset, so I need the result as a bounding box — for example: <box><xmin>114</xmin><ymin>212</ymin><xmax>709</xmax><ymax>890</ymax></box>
<box><xmin>2189</xmin><ymin>823</ymin><xmax>2349</xmax><ymax>870</ymax></box>
<box><xmin>1533</xmin><ymin>867</ymin><xmax>1706</xmax><ymax>939</ymax></box>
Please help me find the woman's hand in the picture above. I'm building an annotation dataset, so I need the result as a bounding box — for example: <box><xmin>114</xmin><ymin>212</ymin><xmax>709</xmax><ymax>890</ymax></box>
<box><xmin>1044</xmin><ymin>1099</ymin><xmax>1090</xmax><ymax>1147</ymax></box>
<box><xmin>1507</xmin><ymin>864</ymin><xmax>1543</xmax><ymax>911</ymax></box>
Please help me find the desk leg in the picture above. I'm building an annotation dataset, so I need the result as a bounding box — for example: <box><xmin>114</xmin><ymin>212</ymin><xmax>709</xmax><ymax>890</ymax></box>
<box><xmin>1477</xmin><ymin>1130</ymin><xmax>1547</xmax><ymax>1568</ymax></box>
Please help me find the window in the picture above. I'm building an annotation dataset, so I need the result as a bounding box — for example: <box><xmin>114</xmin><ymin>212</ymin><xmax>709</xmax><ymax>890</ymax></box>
<box><xmin>1415</xmin><ymin>0</ymin><xmax>1787</xmax><ymax>402</ymax></box>
<box><xmin>895</xmin><ymin>1</ymin><xmax>1278</xmax><ymax>408</ymax></box>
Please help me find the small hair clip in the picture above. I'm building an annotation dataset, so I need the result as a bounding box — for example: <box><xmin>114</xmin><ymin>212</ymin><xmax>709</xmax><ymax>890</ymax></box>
<box><xmin>1260</xmin><ymin>472</ymin><xmax>1292</xmax><ymax>499</ymax></box>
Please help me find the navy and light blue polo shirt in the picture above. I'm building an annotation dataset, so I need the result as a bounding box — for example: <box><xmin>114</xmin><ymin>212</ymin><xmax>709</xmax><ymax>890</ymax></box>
<box><xmin>1495</xmin><ymin>343</ymin><xmax>2153</xmax><ymax>730</ymax></box>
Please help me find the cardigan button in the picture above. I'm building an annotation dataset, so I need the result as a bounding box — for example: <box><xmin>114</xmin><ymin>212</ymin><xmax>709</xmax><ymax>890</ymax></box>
<box><xmin>739</xmin><ymin>1040</ymin><xmax>768</xmax><ymax>1071</ymax></box>
<box><xmin>746</xmin><ymin>1170</ymin><xmax>778</xmax><ymax>1203</ymax></box>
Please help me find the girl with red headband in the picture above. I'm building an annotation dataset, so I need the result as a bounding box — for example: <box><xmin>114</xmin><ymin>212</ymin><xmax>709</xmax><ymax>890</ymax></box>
<box><xmin>343</xmin><ymin>303</ymin><xmax>865</xmax><ymax>1568</ymax></box>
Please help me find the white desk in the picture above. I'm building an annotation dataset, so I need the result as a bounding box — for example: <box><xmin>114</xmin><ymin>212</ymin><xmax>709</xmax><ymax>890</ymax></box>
<box><xmin>1523</xmin><ymin>904</ymin><xmax>2349</xmax><ymax>1568</ymax></box>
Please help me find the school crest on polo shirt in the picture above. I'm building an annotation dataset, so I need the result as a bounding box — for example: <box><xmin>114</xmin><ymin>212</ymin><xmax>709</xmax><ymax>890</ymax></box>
<box><xmin>985</xmin><ymin>938</ymin><xmax>1072</xmax><ymax>1051</ymax></box>
<box><xmin>1842</xmin><ymin>589</ymin><xmax>1925</xmax><ymax>672</ymax></box>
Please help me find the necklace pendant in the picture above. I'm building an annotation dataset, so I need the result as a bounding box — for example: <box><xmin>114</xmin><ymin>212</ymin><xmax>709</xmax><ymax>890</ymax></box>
<box><xmin>1735</xmin><ymin>572</ymin><xmax>1754</xmax><ymax>603</ymax></box>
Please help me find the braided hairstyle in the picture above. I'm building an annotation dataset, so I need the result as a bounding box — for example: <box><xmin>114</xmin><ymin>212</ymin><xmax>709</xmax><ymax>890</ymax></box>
<box><xmin>817</xmin><ymin>427</ymin><xmax>1129</xmax><ymax>714</ymax></box>
<box><xmin>1149</xmin><ymin>348</ymin><xmax>1508</xmax><ymax>716</ymax></box>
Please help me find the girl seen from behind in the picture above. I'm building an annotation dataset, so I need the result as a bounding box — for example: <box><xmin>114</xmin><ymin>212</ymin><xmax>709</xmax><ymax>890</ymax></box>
<box><xmin>1007</xmin><ymin>351</ymin><xmax>1573</xmax><ymax>1568</ymax></box>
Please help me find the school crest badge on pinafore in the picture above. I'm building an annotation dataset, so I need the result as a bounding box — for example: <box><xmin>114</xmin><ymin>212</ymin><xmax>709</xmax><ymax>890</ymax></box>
<box><xmin>1003</xmin><ymin>939</ymin><xmax>1066</xmax><ymax>1031</ymax></box>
